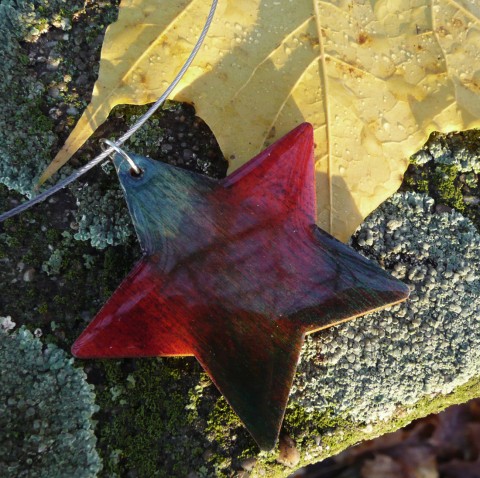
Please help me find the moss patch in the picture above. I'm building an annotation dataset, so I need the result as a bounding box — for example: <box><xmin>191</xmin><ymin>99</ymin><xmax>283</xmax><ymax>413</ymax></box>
<box><xmin>0</xmin><ymin>184</ymin><xmax>139</xmax><ymax>345</ymax></box>
<box><xmin>404</xmin><ymin>129</ymin><xmax>480</xmax><ymax>229</ymax></box>
<box><xmin>93</xmin><ymin>357</ymin><xmax>213</xmax><ymax>478</ymax></box>
<box><xmin>404</xmin><ymin>163</ymin><xmax>466</xmax><ymax>213</ymax></box>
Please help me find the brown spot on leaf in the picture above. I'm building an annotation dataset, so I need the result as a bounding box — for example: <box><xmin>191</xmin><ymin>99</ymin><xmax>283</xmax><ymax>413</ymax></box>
<box><xmin>266</xmin><ymin>126</ymin><xmax>276</xmax><ymax>141</ymax></box>
<box><xmin>464</xmin><ymin>78</ymin><xmax>480</xmax><ymax>94</ymax></box>
<box><xmin>357</xmin><ymin>32</ymin><xmax>370</xmax><ymax>45</ymax></box>
<box><xmin>436</xmin><ymin>26</ymin><xmax>449</xmax><ymax>37</ymax></box>
<box><xmin>452</xmin><ymin>18</ymin><xmax>464</xmax><ymax>29</ymax></box>
<box><xmin>334</xmin><ymin>59</ymin><xmax>365</xmax><ymax>79</ymax></box>
<box><xmin>300</xmin><ymin>32</ymin><xmax>319</xmax><ymax>48</ymax></box>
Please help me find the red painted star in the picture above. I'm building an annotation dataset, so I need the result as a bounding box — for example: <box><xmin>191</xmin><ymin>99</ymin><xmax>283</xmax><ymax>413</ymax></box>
<box><xmin>72</xmin><ymin>123</ymin><xmax>409</xmax><ymax>449</ymax></box>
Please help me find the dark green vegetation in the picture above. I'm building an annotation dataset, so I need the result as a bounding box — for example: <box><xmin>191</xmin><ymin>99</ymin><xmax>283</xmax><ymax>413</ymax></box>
<box><xmin>0</xmin><ymin>185</ymin><xmax>139</xmax><ymax>345</ymax></box>
<box><xmin>1</xmin><ymin>3</ymin><xmax>230</xmax><ymax>473</ymax></box>
<box><xmin>96</xmin><ymin>358</ymin><xmax>205</xmax><ymax>477</ymax></box>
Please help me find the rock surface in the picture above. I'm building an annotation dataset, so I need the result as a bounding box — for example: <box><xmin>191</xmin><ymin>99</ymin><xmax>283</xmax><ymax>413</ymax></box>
<box><xmin>295</xmin><ymin>192</ymin><xmax>480</xmax><ymax>425</ymax></box>
<box><xmin>2</xmin><ymin>1</ymin><xmax>480</xmax><ymax>476</ymax></box>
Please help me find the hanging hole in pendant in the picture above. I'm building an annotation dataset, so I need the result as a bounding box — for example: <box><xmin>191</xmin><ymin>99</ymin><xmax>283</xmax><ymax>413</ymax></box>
<box><xmin>129</xmin><ymin>167</ymin><xmax>144</xmax><ymax>178</ymax></box>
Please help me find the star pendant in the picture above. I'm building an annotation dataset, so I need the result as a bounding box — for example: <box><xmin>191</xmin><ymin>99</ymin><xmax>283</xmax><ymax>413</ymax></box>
<box><xmin>72</xmin><ymin>123</ymin><xmax>409</xmax><ymax>450</ymax></box>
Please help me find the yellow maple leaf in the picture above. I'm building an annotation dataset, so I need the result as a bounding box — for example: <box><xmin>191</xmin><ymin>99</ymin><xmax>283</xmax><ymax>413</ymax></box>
<box><xmin>40</xmin><ymin>0</ymin><xmax>480</xmax><ymax>241</ymax></box>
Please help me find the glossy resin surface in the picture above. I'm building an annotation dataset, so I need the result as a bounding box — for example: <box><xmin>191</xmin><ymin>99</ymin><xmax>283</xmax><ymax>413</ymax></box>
<box><xmin>72</xmin><ymin>123</ymin><xmax>409</xmax><ymax>450</ymax></box>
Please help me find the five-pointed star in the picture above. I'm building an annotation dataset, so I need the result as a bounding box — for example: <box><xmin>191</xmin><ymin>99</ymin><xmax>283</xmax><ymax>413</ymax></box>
<box><xmin>72</xmin><ymin>123</ymin><xmax>409</xmax><ymax>450</ymax></box>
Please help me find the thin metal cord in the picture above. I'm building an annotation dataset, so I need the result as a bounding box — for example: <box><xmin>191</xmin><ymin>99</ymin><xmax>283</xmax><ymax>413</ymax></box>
<box><xmin>0</xmin><ymin>0</ymin><xmax>218</xmax><ymax>223</ymax></box>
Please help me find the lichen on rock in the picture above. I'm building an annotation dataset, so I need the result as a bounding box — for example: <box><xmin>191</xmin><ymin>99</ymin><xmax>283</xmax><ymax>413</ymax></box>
<box><xmin>406</xmin><ymin>130</ymin><xmax>480</xmax><ymax>226</ymax></box>
<box><xmin>0</xmin><ymin>324</ymin><xmax>101</xmax><ymax>477</ymax></box>
<box><xmin>71</xmin><ymin>103</ymin><xmax>227</xmax><ymax>249</ymax></box>
<box><xmin>0</xmin><ymin>0</ymin><xmax>88</xmax><ymax>196</ymax></box>
<box><xmin>0</xmin><ymin>1</ymin><xmax>226</xmax><ymax>250</ymax></box>
<box><xmin>73</xmin><ymin>179</ymin><xmax>133</xmax><ymax>249</ymax></box>
<box><xmin>411</xmin><ymin>130</ymin><xmax>480</xmax><ymax>174</ymax></box>
<box><xmin>293</xmin><ymin>191</ymin><xmax>480</xmax><ymax>425</ymax></box>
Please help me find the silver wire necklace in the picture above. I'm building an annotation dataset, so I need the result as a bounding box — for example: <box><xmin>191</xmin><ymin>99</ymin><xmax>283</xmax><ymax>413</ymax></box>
<box><xmin>0</xmin><ymin>0</ymin><xmax>218</xmax><ymax>223</ymax></box>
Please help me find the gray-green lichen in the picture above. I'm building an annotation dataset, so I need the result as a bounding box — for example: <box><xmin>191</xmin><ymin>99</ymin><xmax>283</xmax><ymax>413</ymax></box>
<box><xmin>0</xmin><ymin>0</ymin><xmax>137</xmax><ymax>249</ymax></box>
<box><xmin>411</xmin><ymin>130</ymin><xmax>480</xmax><ymax>174</ymax></box>
<box><xmin>293</xmin><ymin>191</ymin><xmax>480</xmax><ymax>425</ymax></box>
<box><xmin>67</xmin><ymin>107</ymin><xmax>171</xmax><ymax>249</ymax></box>
<box><xmin>0</xmin><ymin>323</ymin><xmax>101</xmax><ymax>477</ymax></box>
<box><xmin>73</xmin><ymin>178</ymin><xmax>133</xmax><ymax>249</ymax></box>
<box><xmin>69</xmin><ymin>110</ymin><xmax>168</xmax><ymax>249</ymax></box>
<box><xmin>0</xmin><ymin>0</ymin><xmax>84</xmax><ymax>196</ymax></box>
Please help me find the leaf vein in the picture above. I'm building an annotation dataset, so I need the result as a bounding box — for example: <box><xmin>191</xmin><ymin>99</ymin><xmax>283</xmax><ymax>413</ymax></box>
<box><xmin>231</xmin><ymin>16</ymin><xmax>314</xmax><ymax>103</ymax></box>
<box><xmin>313</xmin><ymin>0</ymin><xmax>332</xmax><ymax>233</ymax></box>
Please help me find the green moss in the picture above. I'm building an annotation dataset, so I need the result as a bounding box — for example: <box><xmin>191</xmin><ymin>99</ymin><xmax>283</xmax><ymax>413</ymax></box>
<box><xmin>37</xmin><ymin>302</ymin><xmax>49</xmax><ymax>315</ymax></box>
<box><xmin>404</xmin><ymin>163</ymin><xmax>466</xmax><ymax>213</ymax></box>
<box><xmin>206</xmin><ymin>397</ymin><xmax>244</xmax><ymax>447</ymax></box>
<box><xmin>431</xmin><ymin>164</ymin><xmax>466</xmax><ymax>212</ymax></box>
<box><xmin>403</xmin><ymin>167</ymin><xmax>430</xmax><ymax>194</ymax></box>
<box><xmin>404</xmin><ymin>130</ymin><xmax>480</xmax><ymax>231</ymax></box>
<box><xmin>283</xmin><ymin>403</ymin><xmax>356</xmax><ymax>456</ymax></box>
<box><xmin>203</xmin><ymin>396</ymin><xmax>267</xmax><ymax>476</ymax></box>
<box><xmin>95</xmin><ymin>357</ymin><xmax>210</xmax><ymax>478</ymax></box>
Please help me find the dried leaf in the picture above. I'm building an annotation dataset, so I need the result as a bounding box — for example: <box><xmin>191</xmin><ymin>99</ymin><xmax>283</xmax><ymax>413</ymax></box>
<box><xmin>438</xmin><ymin>459</ymin><xmax>480</xmax><ymax>478</ymax></box>
<box><xmin>277</xmin><ymin>434</ymin><xmax>301</xmax><ymax>468</ymax></box>
<box><xmin>428</xmin><ymin>405</ymin><xmax>470</xmax><ymax>458</ymax></box>
<box><xmin>394</xmin><ymin>446</ymin><xmax>438</xmax><ymax>478</ymax></box>
<box><xmin>467</xmin><ymin>424</ymin><xmax>480</xmax><ymax>459</ymax></box>
<box><xmin>41</xmin><ymin>0</ymin><xmax>480</xmax><ymax>240</ymax></box>
<box><xmin>361</xmin><ymin>454</ymin><xmax>404</xmax><ymax>478</ymax></box>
